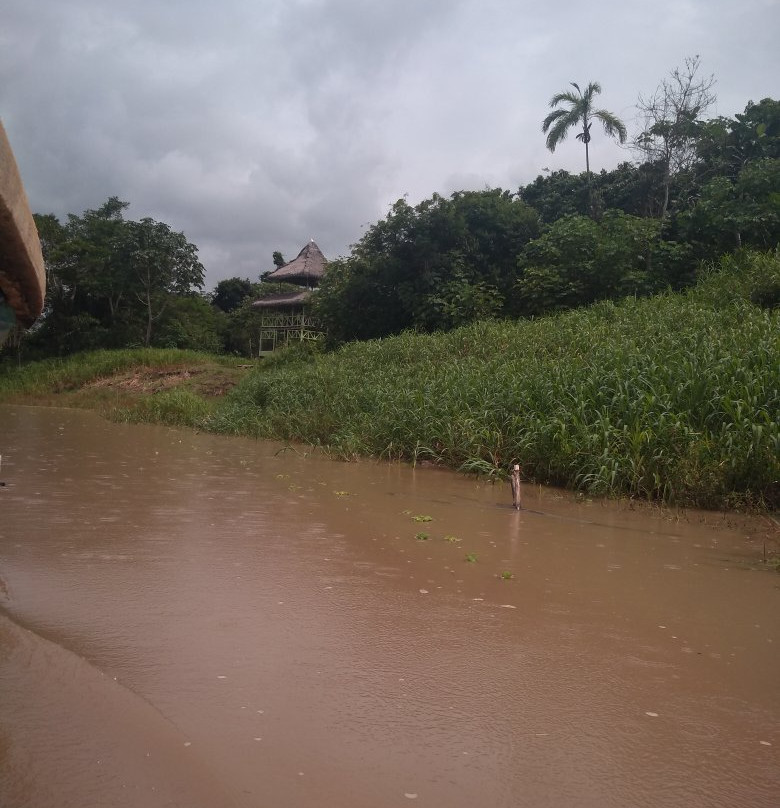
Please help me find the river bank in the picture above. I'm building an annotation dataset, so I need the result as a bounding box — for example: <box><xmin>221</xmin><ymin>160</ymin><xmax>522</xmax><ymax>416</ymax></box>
<box><xmin>1</xmin><ymin>257</ymin><xmax>778</xmax><ymax>510</ymax></box>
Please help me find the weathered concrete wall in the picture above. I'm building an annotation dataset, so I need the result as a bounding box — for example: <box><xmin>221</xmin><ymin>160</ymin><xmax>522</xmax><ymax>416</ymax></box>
<box><xmin>0</xmin><ymin>121</ymin><xmax>45</xmax><ymax>328</ymax></box>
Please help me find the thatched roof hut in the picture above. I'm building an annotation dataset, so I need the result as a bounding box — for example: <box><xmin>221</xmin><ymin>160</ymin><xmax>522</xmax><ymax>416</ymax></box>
<box><xmin>250</xmin><ymin>240</ymin><xmax>327</xmax><ymax>355</ymax></box>
<box><xmin>263</xmin><ymin>240</ymin><xmax>326</xmax><ymax>287</ymax></box>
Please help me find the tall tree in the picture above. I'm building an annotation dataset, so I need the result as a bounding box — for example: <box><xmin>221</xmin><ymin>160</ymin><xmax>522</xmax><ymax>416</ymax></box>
<box><xmin>542</xmin><ymin>82</ymin><xmax>627</xmax><ymax>189</ymax></box>
<box><xmin>119</xmin><ymin>218</ymin><xmax>205</xmax><ymax>347</ymax></box>
<box><xmin>211</xmin><ymin>277</ymin><xmax>253</xmax><ymax>313</ymax></box>
<box><xmin>28</xmin><ymin>200</ymin><xmax>133</xmax><ymax>354</ymax></box>
<box><xmin>695</xmin><ymin>98</ymin><xmax>780</xmax><ymax>183</ymax></box>
<box><xmin>635</xmin><ymin>56</ymin><xmax>716</xmax><ymax>226</ymax></box>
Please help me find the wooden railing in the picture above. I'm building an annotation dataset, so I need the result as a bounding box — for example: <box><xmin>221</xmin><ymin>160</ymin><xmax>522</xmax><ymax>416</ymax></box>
<box><xmin>257</xmin><ymin>312</ymin><xmax>323</xmax><ymax>355</ymax></box>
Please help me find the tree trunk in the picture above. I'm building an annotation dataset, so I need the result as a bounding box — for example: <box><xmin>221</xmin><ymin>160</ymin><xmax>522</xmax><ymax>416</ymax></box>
<box><xmin>584</xmin><ymin>119</ymin><xmax>594</xmax><ymax>218</ymax></box>
<box><xmin>658</xmin><ymin>163</ymin><xmax>671</xmax><ymax>238</ymax></box>
<box><xmin>584</xmin><ymin>137</ymin><xmax>591</xmax><ymax>178</ymax></box>
<box><xmin>145</xmin><ymin>291</ymin><xmax>152</xmax><ymax>348</ymax></box>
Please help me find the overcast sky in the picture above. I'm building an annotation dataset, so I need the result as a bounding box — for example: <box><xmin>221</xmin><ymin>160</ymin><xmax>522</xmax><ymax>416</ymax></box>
<box><xmin>2</xmin><ymin>0</ymin><xmax>778</xmax><ymax>290</ymax></box>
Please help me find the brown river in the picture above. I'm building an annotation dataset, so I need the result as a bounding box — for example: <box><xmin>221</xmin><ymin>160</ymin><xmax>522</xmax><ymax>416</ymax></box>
<box><xmin>0</xmin><ymin>404</ymin><xmax>778</xmax><ymax>807</ymax></box>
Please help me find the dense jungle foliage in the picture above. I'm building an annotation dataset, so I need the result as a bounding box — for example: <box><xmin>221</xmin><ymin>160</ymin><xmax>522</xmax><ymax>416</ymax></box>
<box><xmin>313</xmin><ymin>95</ymin><xmax>779</xmax><ymax>344</ymax></box>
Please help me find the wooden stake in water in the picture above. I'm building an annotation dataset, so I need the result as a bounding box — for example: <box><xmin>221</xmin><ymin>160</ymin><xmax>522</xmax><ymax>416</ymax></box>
<box><xmin>510</xmin><ymin>464</ymin><xmax>522</xmax><ymax>510</ymax></box>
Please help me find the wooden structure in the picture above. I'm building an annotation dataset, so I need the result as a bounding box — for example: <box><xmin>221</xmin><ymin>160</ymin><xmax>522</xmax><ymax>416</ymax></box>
<box><xmin>252</xmin><ymin>241</ymin><xmax>326</xmax><ymax>356</ymax></box>
<box><xmin>0</xmin><ymin>121</ymin><xmax>45</xmax><ymax>345</ymax></box>
<box><xmin>510</xmin><ymin>464</ymin><xmax>523</xmax><ymax>510</ymax></box>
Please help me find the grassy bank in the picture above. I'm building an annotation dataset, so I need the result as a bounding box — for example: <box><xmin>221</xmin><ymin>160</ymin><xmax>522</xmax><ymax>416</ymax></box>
<box><xmin>215</xmin><ymin>253</ymin><xmax>778</xmax><ymax>509</ymax></box>
<box><xmin>1</xmin><ymin>252</ymin><xmax>778</xmax><ymax>510</ymax></box>
<box><xmin>0</xmin><ymin>348</ymin><xmax>248</xmax><ymax>421</ymax></box>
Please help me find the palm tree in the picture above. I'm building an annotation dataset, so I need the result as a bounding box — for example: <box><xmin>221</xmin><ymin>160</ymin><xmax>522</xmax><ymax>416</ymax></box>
<box><xmin>542</xmin><ymin>82</ymin><xmax>627</xmax><ymax>180</ymax></box>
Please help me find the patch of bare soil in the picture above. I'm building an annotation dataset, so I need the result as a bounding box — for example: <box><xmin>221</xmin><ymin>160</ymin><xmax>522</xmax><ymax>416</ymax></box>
<box><xmin>90</xmin><ymin>368</ymin><xmax>193</xmax><ymax>393</ymax></box>
<box><xmin>87</xmin><ymin>365</ymin><xmax>245</xmax><ymax>398</ymax></box>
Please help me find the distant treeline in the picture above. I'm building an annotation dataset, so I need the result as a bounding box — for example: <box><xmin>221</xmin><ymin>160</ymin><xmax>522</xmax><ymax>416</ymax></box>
<box><xmin>313</xmin><ymin>96</ymin><xmax>779</xmax><ymax>344</ymax></box>
<box><xmin>4</xmin><ymin>94</ymin><xmax>778</xmax><ymax>361</ymax></box>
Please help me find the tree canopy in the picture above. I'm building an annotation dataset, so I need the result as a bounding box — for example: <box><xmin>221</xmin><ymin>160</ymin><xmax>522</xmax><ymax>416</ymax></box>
<box><xmin>315</xmin><ymin>91</ymin><xmax>778</xmax><ymax>347</ymax></box>
<box><xmin>23</xmin><ymin>199</ymin><xmax>205</xmax><ymax>355</ymax></box>
<box><xmin>314</xmin><ymin>189</ymin><xmax>540</xmax><ymax>343</ymax></box>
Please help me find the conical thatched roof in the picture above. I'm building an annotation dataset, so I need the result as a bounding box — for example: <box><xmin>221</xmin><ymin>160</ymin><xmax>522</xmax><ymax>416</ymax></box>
<box><xmin>264</xmin><ymin>240</ymin><xmax>327</xmax><ymax>286</ymax></box>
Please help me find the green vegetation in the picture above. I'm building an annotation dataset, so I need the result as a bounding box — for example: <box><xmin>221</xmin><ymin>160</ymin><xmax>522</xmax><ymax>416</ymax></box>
<box><xmin>415</xmin><ymin>532</ymin><xmax>430</xmax><ymax>541</ymax></box>
<box><xmin>29</xmin><ymin>199</ymin><xmax>206</xmax><ymax>356</ymax></box>
<box><xmin>312</xmin><ymin>91</ymin><xmax>778</xmax><ymax>343</ymax></box>
<box><xmin>207</xmin><ymin>250</ymin><xmax>778</xmax><ymax>509</ymax></box>
<box><xmin>1</xmin><ymin>251</ymin><xmax>777</xmax><ymax>511</ymax></box>
<box><xmin>0</xmin><ymin>348</ymin><xmax>246</xmax><ymax>414</ymax></box>
<box><xmin>465</xmin><ymin>554</ymin><xmax>479</xmax><ymax>563</ymax></box>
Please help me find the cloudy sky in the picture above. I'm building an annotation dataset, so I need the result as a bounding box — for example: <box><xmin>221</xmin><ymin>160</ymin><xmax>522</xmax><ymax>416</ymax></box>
<box><xmin>2</xmin><ymin>0</ymin><xmax>778</xmax><ymax>290</ymax></box>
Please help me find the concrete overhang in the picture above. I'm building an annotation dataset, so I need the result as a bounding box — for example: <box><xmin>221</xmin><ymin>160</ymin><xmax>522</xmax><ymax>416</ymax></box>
<box><xmin>0</xmin><ymin>121</ymin><xmax>45</xmax><ymax>330</ymax></box>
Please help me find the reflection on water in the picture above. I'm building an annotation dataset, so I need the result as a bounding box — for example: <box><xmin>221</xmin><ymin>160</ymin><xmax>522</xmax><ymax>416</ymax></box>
<box><xmin>0</xmin><ymin>405</ymin><xmax>778</xmax><ymax>807</ymax></box>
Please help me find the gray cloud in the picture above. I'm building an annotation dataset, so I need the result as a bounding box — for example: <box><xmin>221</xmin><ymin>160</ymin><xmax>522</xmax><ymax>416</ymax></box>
<box><xmin>2</xmin><ymin>0</ymin><xmax>778</xmax><ymax>288</ymax></box>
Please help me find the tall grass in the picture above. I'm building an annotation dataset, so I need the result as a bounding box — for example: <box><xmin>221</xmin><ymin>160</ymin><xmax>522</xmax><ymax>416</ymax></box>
<box><xmin>114</xmin><ymin>388</ymin><xmax>213</xmax><ymax>428</ymax></box>
<box><xmin>211</xmin><ymin>251</ymin><xmax>779</xmax><ymax>508</ymax></box>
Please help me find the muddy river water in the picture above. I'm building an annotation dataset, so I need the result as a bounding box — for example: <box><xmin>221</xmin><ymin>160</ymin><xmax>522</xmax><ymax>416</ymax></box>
<box><xmin>0</xmin><ymin>405</ymin><xmax>778</xmax><ymax>807</ymax></box>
